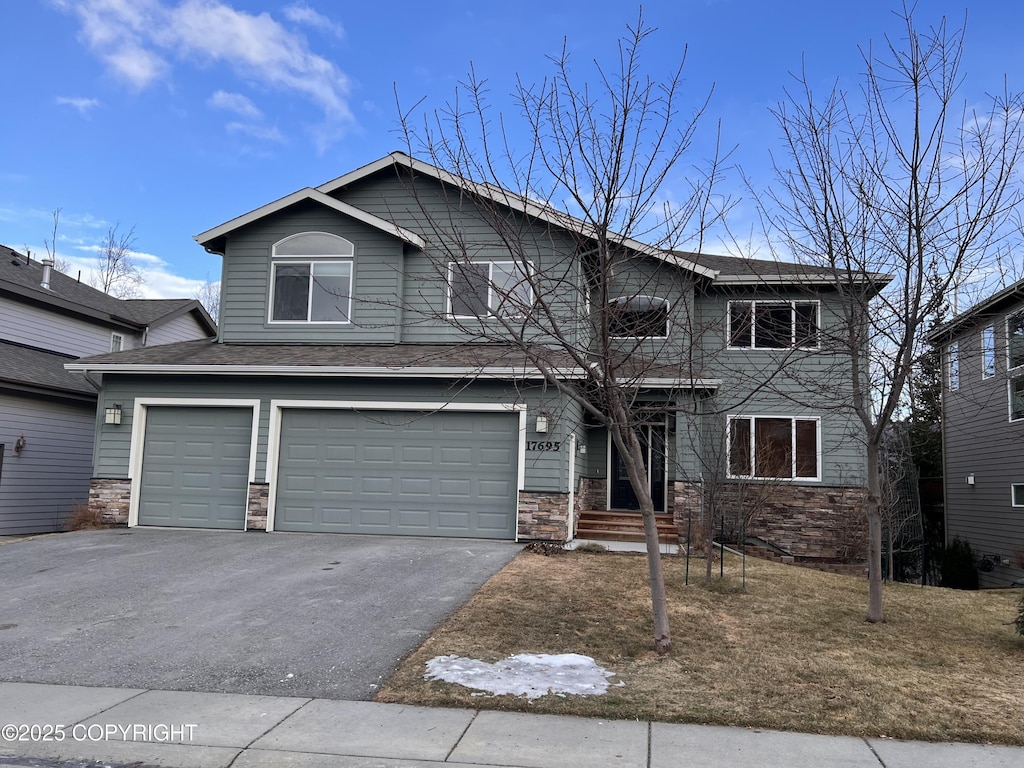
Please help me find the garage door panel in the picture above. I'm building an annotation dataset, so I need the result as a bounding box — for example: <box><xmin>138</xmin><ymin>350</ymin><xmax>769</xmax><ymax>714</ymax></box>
<box><xmin>138</xmin><ymin>407</ymin><xmax>251</xmax><ymax>530</ymax></box>
<box><xmin>275</xmin><ymin>409</ymin><xmax>518</xmax><ymax>538</ymax></box>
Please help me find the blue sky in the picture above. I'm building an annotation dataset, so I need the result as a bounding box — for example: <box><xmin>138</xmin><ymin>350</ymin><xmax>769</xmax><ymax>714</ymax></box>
<box><xmin>2</xmin><ymin>1</ymin><xmax>1022</xmax><ymax>299</ymax></box>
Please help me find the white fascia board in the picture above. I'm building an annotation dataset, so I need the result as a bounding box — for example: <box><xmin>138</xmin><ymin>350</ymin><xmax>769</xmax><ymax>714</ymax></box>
<box><xmin>712</xmin><ymin>271</ymin><xmax>893</xmax><ymax>287</ymax></box>
<box><xmin>64</xmin><ymin>363</ymin><xmax>584</xmax><ymax>379</ymax></box>
<box><xmin>318</xmin><ymin>152</ymin><xmax>719</xmax><ymax>280</ymax></box>
<box><xmin>194</xmin><ymin>187</ymin><xmax>425</xmax><ymax>250</ymax></box>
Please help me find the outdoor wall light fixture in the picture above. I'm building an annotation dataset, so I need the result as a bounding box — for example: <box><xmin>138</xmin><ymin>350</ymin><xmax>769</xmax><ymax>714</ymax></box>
<box><xmin>966</xmin><ymin>473</ymin><xmax>975</xmax><ymax>486</ymax></box>
<box><xmin>535</xmin><ymin>413</ymin><xmax>550</xmax><ymax>433</ymax></box>
<box><xmin>104</xmin><ymin>404</ymin><xmax>123</xmax><ymax>426</ymax></box>
<box><xmin>13</xmin><ymin>435</ymin><xmax>26</xmax><ymax>454</ymax></box>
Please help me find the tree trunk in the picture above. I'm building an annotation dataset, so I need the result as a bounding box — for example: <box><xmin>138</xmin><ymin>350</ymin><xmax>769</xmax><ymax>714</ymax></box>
<box><xmin>865</xmin><ymin>440</ymin><xmax>885</xmax><ymax>623</ymax></box>
<box><xmin>615</xmin><ymin>424</ymin><xmax>672</xmax><ymax>654</ymax></box>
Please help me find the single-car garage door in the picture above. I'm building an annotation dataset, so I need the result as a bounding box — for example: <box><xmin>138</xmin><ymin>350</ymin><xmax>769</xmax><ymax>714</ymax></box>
<box><xmin>274</xmin><ymin>409</ymin><xmax>518</xmax><ymax>538</ymax></box>
<box><xmin>137</xmin><ymin>406</ymin><xmax>253</xmax><ymax>529</ymax></box>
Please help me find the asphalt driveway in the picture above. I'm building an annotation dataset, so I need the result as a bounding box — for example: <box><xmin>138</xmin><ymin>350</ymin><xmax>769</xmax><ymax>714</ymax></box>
<box><xmin>0</xmin><ymin>528</ymin><xmax>519</xmax><ymax>700</ymax></box>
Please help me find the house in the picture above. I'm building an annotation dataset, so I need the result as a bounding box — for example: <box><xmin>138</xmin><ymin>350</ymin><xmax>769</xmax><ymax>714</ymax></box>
<box><xmin>0</xmin><ymin>244</ymin><xmax>216</xmax><ymax>535</ymax></box>
<box><xmin>73</xmin><ymin>152</ymin><xmax>870</xmax><ymax>560</ymax></box>
<box><xmin>927</xmin><ymin>277</ymin><xmax>1024</xmax><ymax>587</ymax></box>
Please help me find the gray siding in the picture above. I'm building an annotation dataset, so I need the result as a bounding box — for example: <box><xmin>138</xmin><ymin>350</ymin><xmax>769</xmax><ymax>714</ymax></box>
<box><xmin>943</xmin><ymin>303</ymin><xmax>1024</xmax><ymax>587</ymax></box>
<box><xmin>218</xmin><ymin>202</ymin><xmax>404</xmax><ymax>343</ymax></box>
<box><xmin>693</xmin><ymin>288</ymin><xmax>867</xmax><ymax>486</ymax></box>
<box><xmin>94</xmin><ymin>375</ymin><xmax>573</xmax><ymax>493</ymax></box>
<box><xmin>147</xmin><ymin>313</ymin><xmax>208</xmax><ymax>345</ymax></box>
<box><xmin>0</xmin><ymin>393</ymin><xmax>95</xmax><ymax>534</ymax></box>
<box><xmin>0</xmin><ymin>297</ymin><xmax>138</xmax><ymax>357</ymax></box>
<box><xmin>334</xmin><ymin>173</ymin><xmax>585</xmax><ymax>346</ymax></box>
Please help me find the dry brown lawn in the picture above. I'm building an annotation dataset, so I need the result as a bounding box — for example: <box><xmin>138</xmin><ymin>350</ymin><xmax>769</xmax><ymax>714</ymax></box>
<box><xmin>377</xmin><ymin>550</ymin><xmax>1024</xmax><ymax>744</ymax></box>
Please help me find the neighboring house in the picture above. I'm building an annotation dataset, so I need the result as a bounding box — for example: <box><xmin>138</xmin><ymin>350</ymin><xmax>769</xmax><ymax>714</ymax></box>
<box><xmin>74</xmin><ymin>152</ymin><xmax>870</xmax><ymax>559</ymax></box>
<box><xmin>0</xmin><ymin>245</ymin><xmax>216</xmax><ymax>535</ymax></box>
<box><xmin>928</xmin><ymin>278</ymin><xmax>1024</xmax><ymax>587</ymax></box>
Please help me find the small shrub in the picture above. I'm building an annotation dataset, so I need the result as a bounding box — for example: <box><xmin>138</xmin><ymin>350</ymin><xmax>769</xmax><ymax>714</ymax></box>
<box><xmin>63</xmin><ymin>503</ymin><xmax>113</xmax><ymax>531</ymax></box>
<box><xmin>939</xmin><ymin>537</ymin><xmax>979</xmax><ymax>590</ymax></box>
<box><xmin>522</xmin><ymin>541</ymin><xmax>565</xmax><ymax>556</ymax></box>
<box><xmin>573</xmin><ymin>542</ymin><xmax>608</xmax><ymax>554</ymax></box>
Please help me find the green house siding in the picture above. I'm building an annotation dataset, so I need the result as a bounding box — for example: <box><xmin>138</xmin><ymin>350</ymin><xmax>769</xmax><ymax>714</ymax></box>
<box><xmin>94</xmin><ymin>375</ymin><xmax>575</xmax><ymax>494</ymax></box>
<box><xmin>218</xmin><ymin>201</ymin><xmax>405</xmax><ymax>344</ymax></box>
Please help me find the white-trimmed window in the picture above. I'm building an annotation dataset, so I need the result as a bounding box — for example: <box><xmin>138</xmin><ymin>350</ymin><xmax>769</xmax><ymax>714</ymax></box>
<box><xmin>728</xmin><ymin>300</ymin><xmax>819</xmax><ymax>350</ymax></box>
<box><xmin>1011</xmin><ymin>483</ymin><xmax>1024</xmax><ymax>507</ymax></box>
<box><xmin>270</xmin><ymin>232</ymin><xmax>353</xmax><ymax>323</ymax></box>
<box><xmin>1008</xmin><ymin>310</ymin><xmax>1024</xmax><ymax>371</ymax></box>
<box><xmin>727</xmin><ymin>415</ymin><xmax>821</xmax><ymax>480</ymax></box>
<box><xmin>948</xmin><ymin>342</ymin><xmax>960</xmax><ymax>391</ymax></box>
<box><xmin>1010</xmin><ymin>377</ymin><xmax>1024</xmax><ymax>421</ymax></box>
<box><xmin>982</xmin><ymin>326</ymin><xmax>996</xmax><ymax>379</ymax></box>
<box><xmin>110</xmin><ymin>333</ymin><xmax>123</xmax><ymax>353</ymax></box>
<box><xmin>448</xmin><ymin>260</ymin><xmax>533</xmax><ymax>318</ymax></box>
<box><xmin>608</xmin><ymin>295</ymin><xmax>669</xmax><ymax>338</ymax></box>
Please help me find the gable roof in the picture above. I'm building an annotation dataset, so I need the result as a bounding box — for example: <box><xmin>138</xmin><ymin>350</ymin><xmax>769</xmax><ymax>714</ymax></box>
<box><xmin>0</xmin><ymin>244</ymin><xmax>216</xmax><ymax>335</ymax></box>
<box><xmin>927</xmin><ymin>276</ymin><xmax>1024</xmax><ymax>343</ymax></box>
<box><xmin>315</xmin><ymin>152</ymin><xmax>719</xmax><ymax>280</ymax></box>
<box><xmin>194</xmin><ymin>187</ymin><xmax>426</xmax><ymax>254</ymax></box>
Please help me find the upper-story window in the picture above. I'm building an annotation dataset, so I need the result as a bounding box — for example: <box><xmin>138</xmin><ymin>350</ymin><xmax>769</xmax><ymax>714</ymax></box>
<box><xmin>608</xmin><ymin>296</ymin><xmax>669</xmax><ymax>338</ymax></box>
<box><xmin>728</xmin><ymin>300</ymin><xmax>819</xmax><ymax>350</ymax></box>
<box><xmin>110</xmin><ymin>333</ymin><xmax>123</xmax><ymax>353</ymax></box>
<box><xmin>448</xmin><ymin>261</ymin><xmax>533</xmax><ymax>318</ymax></box>
<box><xmin>948</xmin><ymin>341</ymin><xmax>960</xmax><ymax>391</ymax></box>
<box><xmin>270</xmin><ymin>232</ymin><xmax>353</xmax><ymax>324</ymax></box>
<box><xmin>982</xmin><ymin>326</ymin><xmax>996</xmax><ymax>379</ymax></box>
<box><xmin>727</xmin><ymin>415</ymin><xmax>820</xmax><ymax>480</ymax></box>
<box><xmin>1010</xmin><ymin>378</ymin><xmax>1024</xmax><ymax>421</ymax></box>
<box><xmin>1008</xmin><ymin>310</ymin><xmax>1024</xmax><ymax>371</ymax></box>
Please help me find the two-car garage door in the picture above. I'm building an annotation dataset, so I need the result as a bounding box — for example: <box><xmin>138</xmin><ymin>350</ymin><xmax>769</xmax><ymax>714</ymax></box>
<box><xmin>273</xmin><ymin>409</ymin><xmax>518</xmax><ymax>539</ymax></box>
<box><xmin>136</xmin><ymin>405</ymin><xmax>519</xmax><ymax>539</ymax></box>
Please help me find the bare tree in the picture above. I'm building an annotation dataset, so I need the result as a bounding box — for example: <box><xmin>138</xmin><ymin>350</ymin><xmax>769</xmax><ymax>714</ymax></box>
<box><xmin>42</xmin><ymin>208</ymin><xmax>71</xmax><ymax>273</ymax></box>
<box><xmin>760</xmin><ymin>4</ymin><xmax>1024</xmax><ymax>621</ymax></box>
<box><xmin>193</xmin><ymin>273</ymin><xmax>221</xmax><ymax>322</ymax></box>
<box><xmin>92</xmin><ymin>224</ymin><xmax>144</xmax><ymax>298</ymax></box>
<box><xmin>396</xmin><ymin>15</ymin><xmax>734</xmax><ymax>654</ymax></box>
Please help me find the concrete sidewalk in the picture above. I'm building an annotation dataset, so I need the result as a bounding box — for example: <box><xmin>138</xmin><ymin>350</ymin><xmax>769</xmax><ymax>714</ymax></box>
<box><xmin>1</xmin><ymin>682</ymin><xmax>1020</xmax><ymax>768</ymax></box>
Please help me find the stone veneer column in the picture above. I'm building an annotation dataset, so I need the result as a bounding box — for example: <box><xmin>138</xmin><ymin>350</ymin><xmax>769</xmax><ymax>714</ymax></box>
<box><xmin>88</xmin><ymin>478</ymin><xmax>132</xmax><ymax>526</ymax></box>
<box><xmin>517</xmin><ymin>491</ymin><xmax>570</xmax><ymax>541</ymax></box>
<box><xmin>671</xmin><ymin>481</ymin><xmax>704</xmax><ymax>530</ymax></box>
<box><xmin>246</xmin><ymin>483</ymin><xmax>270</xmax><ymax>531</ymax></box>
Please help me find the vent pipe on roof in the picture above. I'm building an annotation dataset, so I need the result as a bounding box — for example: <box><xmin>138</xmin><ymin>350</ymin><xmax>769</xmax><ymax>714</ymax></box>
<box><xmin>40</xmin><ymin>257</ymin><xmax>53</xmax><ymax>290</ymax></box>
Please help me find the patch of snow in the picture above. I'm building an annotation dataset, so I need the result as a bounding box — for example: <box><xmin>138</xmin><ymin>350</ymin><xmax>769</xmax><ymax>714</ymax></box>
<box><xmin>424</xmin><ymin>653</ymin><xmax>618</xmax><ymax>700</ymax></box>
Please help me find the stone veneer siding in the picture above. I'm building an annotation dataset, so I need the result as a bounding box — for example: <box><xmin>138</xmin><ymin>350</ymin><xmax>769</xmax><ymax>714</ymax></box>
<box><xmin>671</xmin><ymin>481</ymin><xmax>867</xmax><ymax>562</ymax></box>
<box><xmin>576</xmin><ymin>477</ymin><xmax>607</xmax><ymax>511</ymax></box>
<box><xmin>88</xmin><ymin>478</ymin><xmax>132</xmax><ymax>526</ymax></box>
<box><xmin>246</xmin><ymin>482</ymin><xmax>269</xmax><ymax>531</ymax></box>
<box><xmin>518</xmin><ymin>491</ymin><xmax>570</xmax><ymax>541</ymax></box>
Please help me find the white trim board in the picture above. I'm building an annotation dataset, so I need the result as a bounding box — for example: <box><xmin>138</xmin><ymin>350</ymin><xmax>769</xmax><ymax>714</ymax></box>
<box><xmin>263</xmin><ymin>400</ymin><xmax>528</xmax><ymax>535</ymax></box>
<box><xmin>126</xmin><ymin>398</ymin><xmax>262</xmax><ymax>529</ymax></box>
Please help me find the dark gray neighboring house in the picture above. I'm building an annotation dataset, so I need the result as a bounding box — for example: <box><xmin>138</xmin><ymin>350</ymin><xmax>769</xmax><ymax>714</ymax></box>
<box><xmin>928</xmin><ymin>277</ymin><xmax>1024</xmax><ymax>587</ymax></box>
<box><xmin>0</xmin><ymin>245</ymin><xmax>216</xmax><ymax>535</ymax></box>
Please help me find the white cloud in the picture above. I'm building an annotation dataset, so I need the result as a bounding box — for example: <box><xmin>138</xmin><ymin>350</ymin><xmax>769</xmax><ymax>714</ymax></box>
<box><xmin>226</xmin><ymin>122</ymin><xmax>285</xmax><ymax>142</ymax></box>
<box><xmin>282</xmin><ymin>2</ymin><xmax>344</xmax><ymax>39</ymax></box>
<box><xmin>55</xmin><ymin>96</ymin><xmax>101</xmax><ymax>114</ymax></box>
<box><xmin>55</xmin><ymin>0</ymin><xmax>353</xmax><ymax>149</ymax></box>
<box><xmin>208</xmin><ymin>89</ymin><xmax>261</xmax><ymax>118</ymax></box>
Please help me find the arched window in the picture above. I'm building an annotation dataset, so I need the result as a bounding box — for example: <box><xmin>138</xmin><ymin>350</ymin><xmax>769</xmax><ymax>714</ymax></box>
<box><xmin>608</xmin><ymin>295</ymin><xmax>669</xmax><ymax>338</ymax></box>
<box><xmin>270</xmin><ymin>233</ymin><xmax>354</xmax><ymax>323</ymax></box>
